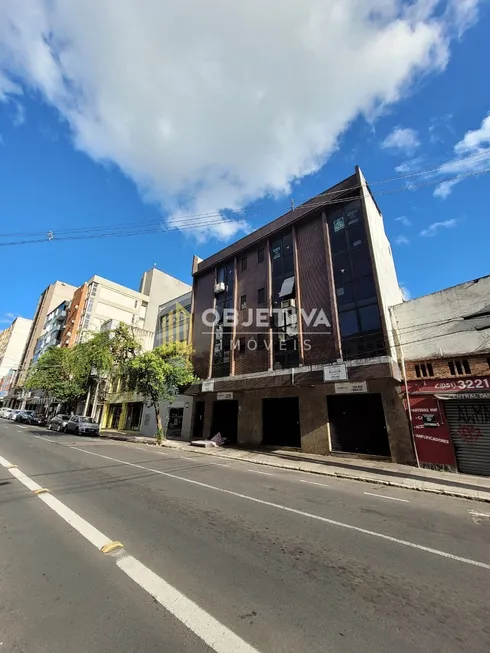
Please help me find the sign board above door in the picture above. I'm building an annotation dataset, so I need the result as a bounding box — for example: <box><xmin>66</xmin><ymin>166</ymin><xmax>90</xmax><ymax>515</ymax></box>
<box><xmin>217</xmin><ymin>392</ymin><xmax>233</xmax><ymax>401</ymax></box>
<box><xmin>323</xmin><ymin>363</ymin><xmax>348</xmax><ymax>382</ymax></box>
<box><xmin>334</xmin><ymin>381</ymin><xmax>367</xmax><ymax>394</ymax></box>
<box><xmin>202</xmin><ymin>380</ymin><xmax>215</xmax><ymax>393</ymax></box>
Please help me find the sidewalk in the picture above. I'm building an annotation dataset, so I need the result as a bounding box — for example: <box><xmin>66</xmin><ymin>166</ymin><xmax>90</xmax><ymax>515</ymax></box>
<box><xmin>100</xmin><ymin>429</ymin><xmax>490</xmax><ymax>503</ymax></box>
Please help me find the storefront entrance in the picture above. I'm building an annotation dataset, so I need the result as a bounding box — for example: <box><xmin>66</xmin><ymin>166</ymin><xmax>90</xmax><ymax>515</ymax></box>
<box><xmin>444</xmin><ymin>400</ymin><xmax>490</xmax><ymax>476</ymax></box>
<box><xmin>211</xmin><ymin>400</ymin><xmax>238</xmax><ymax>444</ymax></box>
<box><xmin>327</xmin><ymin>393</ymin><xmax>390</xmax><ymax>457</ymax></box>
<box><xmin>262</xmin><ymin>397</ymin><xmax>301</xmax><ymax>448</ymax></box>
<box><xmin>125</xmin><ymin>402</ymin><xmax>143</xmax><ymax>431</ymax></box>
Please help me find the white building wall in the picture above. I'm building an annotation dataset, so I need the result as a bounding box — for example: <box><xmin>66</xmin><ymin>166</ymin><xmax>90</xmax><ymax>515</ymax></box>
<box><xmin>139</xmin><ymin>268</ymin><xmax>191</xmax><ymax>333</ymax></box>
<box><xmin>392</xmin><ymin>275</ymin><xmax>490</xmax><ymax>360</ymax></box>
<box><xmin>358</xmin><ymin>167</ymin><xmax>403</xmax><ymax>357</ymax></box>
<box><xmin>140</xmin><ymin>396</ymin><xmax>194</xmax><ymax>440</ymax></box>
<box><xmin>0</xmin><ymin>317</ymin><xmax>33</xmax><ymax>378</ymax></box>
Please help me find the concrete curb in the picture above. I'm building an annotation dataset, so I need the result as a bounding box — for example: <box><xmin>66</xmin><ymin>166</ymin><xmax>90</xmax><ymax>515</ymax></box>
<box><xmin>154</xmin><ymin>440</ymin><xmax>490</xmax><ymax>504</ymax></box>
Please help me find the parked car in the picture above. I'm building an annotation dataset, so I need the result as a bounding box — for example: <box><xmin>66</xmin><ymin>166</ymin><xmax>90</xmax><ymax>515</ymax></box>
<box><xmin>0</xmin><ymin>408</ymin><xmax>13</xmax><ymax>419</ymax></box>
<box><xmin>48</xmin><ymin>413</ymin><xmax>71</xmax><ymax>432</ymax></box>
<box><xmin>9</xmin><ymin>409</ymin><xmax>22</xmax><ymax>421</ymax></box>
<box><xmin>29</xmin><ymin>413</ymin><xmax>47</xmax><ymax>427</ymax></box>
<box><xmin>64</xmin><ymin>415</ymin><xmax>100</xmax><ymax>435</ymax></box>
<box><xmin>15</xmin><ymin>410</ymin><xmax>35</xmax><ymax>423</ymax></box>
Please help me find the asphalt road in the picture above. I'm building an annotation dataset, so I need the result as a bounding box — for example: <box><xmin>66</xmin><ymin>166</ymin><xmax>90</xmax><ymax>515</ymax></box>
<box><xmin>1</xmin><ymin>419</ymin><xmax>489</xmax><ymax>653</ymax></box>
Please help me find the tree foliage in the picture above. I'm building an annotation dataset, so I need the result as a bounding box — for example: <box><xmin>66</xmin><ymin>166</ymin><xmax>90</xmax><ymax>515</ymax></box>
<box><xmin>24</xmin><ymin>347</ymin><xmax>85</xmax><ymax>405</ymax></box>
<box><xmin>129</xmin><ymin>342</ymin><xmax>195</xmax><ymax>439</ymax></box>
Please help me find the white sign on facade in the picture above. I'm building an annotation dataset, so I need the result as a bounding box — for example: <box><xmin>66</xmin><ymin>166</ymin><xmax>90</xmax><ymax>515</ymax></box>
<box><xmin>202</xmin><ymin>380</ymin><xmax>215</xmax><ymax>392</ymax></box>
<box><xmin>323</xmin><ymin>363</ymin><xmax>348</xmax><ymax>382</ymax></box>
<box><xmin>334</xmin><ymin>381</ymin><xmax>367</xmax><ymax>394</ymax></box>
<box><xmin>217</xmin><ymin>392</ymin><xmax>233</xmax><ymax>401</ymax></box>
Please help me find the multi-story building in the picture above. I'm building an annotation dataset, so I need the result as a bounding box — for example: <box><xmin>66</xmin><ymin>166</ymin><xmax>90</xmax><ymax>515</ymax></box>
<box><xmin>0</xmin><ymin>316</ymin><xmax>32</xmax><ymax>380</ymax></box>
<box><xmin>392</xmin><ymin>275</ymin><xmax>490</xmax><ymax>477</ymax></box>
<box><xmin>32</xmin><ymin>300</ymin><xmax>70</xmax><ymax>363</ymax></box>
<box><xmin>16</xmin><ymin>281</ymin><xmax>77</xmax><ymax>386</ymax></box>
<box><xmin>138</xmin><ymin>291</ymin><xmax>193</xmax><ymax>439</ymax></box>
<box><xmin>98</xmin><ymin>271</ymin><xmax>192</xmax><ymax>435</ymax></box>
<box><xmin>60</xmin><ymin>283</ymin><xmax>88</xmax><ymax>348</ymax></box>
<box><xmin>188</xmin><ymin>167</ymin><xmax>414</xmax><ymax>463</ymax></box>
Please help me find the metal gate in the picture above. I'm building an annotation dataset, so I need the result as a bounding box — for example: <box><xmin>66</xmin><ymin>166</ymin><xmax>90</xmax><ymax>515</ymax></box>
<box><xmin>444</xmin><ymin>401</ymin><xmax>490</xmax><ymax>476</ymax></box>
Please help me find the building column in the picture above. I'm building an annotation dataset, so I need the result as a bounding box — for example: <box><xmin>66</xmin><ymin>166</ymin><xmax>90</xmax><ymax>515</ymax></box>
<box><xmin>100</xmin><ymin>403</ymin><xmax>110</xmax><ymax>429</ymax></box>
<box><xmin>118</xmin><ymin>403</ymin><xmax>128</xmax><ymax>431</ymax></box>
<box><xmin>380</xmin><ymin>383</ymin><xmax>416</xmax><ymax>465</ymax></box>
<box><xmin>299</xmin><ymin>388</ymin><xmax>329</xmax><ymax>455</ymax></box>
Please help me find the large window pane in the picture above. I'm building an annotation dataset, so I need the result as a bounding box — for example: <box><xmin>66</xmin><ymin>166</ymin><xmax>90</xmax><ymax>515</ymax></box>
<box><xmin>359</xmin><ymin>304</ymin><xmax>381</xmax><ymax>332</ymax></box>
<box><xmin>354</xmin><ymin>275</ymin><xmax>377</xmax><ymax>302</ymax></box>
<box><xmin>333</xmin><ymin>254</ymin><xmax>351</xmax><ymax>284</ymax></box>
<box><xmin>339</xmin><ymin>309</ymin><xmax>359</xmax><ymax>337</ymax></box>
<box><xmin>351</xmin><ymin>248</ymin><xmax>372</xmax><ymax>279</ymax></box>
<box><xmin>347</xmin><ymin>220</ymin><xmax>366</xmax><ymax>249</ymax></box>
<box><xmin>336</xmin><ymin>282</ymin><xmax>355</xmax><ymax>307</ymax></box>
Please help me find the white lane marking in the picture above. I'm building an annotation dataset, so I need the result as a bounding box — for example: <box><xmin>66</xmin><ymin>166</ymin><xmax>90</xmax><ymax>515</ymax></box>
<box><xmin>364</xmin><ymin>492</ymin><xmax>409</xmax><ymax>503</ymax></box>
<box><xmin>133</xmin><ymin>446</ymin><xmax>170</xmax><ymax>456</ymax></box>
<box><xmin>470</xmin><ymin>511</ymin><xmax>490</xmax><ymax>517</ymax></box>
<box><xmin>63</xmin><ymin>445</ymin><xmax>490</xmax><ymax>571</ymax></box>
<box><xmin>300</xmin><ymin>479</ymin><xmax>330</xmax><ymax>488</ymax></box>
<box><xmin>248</xmin><ymin>469</ymin><xmax>274</xmax><ymax>476</ymax></box>
<box><xmin>206</xmin><ymin>462</ymin><xmax>230</xmax><ymax>467</ymax></box>
<box><xmin>180</xmin><ymin>456</ymin><xmax>200</xmax><ymax>461</ymax></box>
<box><xmin>33</xmin><ymin>435</ymin><xmax>56</xmax><ymax>443</ymax></box>
<box><xmin>117</xmin><ymin>554</ymin><xmax>260</xmax><ymax>653</ymax></box>
<box><xmin>18</xmin><ymin>426</ymin><xmax>29</xmax><ymax>430</ymax></box>
<box><xmin>0</xmin><ymin>453</ymin><xmax>261</xmax><ymax>653</ymax></box>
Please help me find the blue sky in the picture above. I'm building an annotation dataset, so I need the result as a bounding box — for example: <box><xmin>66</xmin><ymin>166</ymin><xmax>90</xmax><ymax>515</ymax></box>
<box><xmin>0</xmin><ymin>0</ymin><xmax>489</xmax><ymax>323</ymax></box>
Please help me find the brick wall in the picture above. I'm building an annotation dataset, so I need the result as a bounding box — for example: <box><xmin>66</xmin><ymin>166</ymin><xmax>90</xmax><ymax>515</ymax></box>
<box><xmin>192</xmin><ymin>270</ymin><xmax>215</xmax><ymax>379</ymax></box>
<box><xmin>405</xmin><ymin>355</ymin><xmax>490</xmax><ymax>381</ymax></box>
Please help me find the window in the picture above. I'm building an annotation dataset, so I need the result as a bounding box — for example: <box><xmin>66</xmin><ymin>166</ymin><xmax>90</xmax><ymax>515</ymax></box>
<box><xmin>359</xmin><ymin>304</ymin><xmax>381</xmax><ymax>332</ymax></box>
<box><xmin>339</xmin><ymin>310</ymin><xmax>359</xmax><ymax>337</ymax></box>
<box><xmin>279</xmin><ymin>276</ymin><xmax>295</xmax><ymax>299</ymax></box>
<box><xmin>240</xmin><ymin>295</ymin><xmax>247</xmax><ymax>310</ymax></box>
<box><xmin>241</xmin><ymin>257</ymin><xmax>248</xmax><ymax>271</ymax></box>
<box><xmin>257</xmin><ymin>333</ymin><xmax>266</xmax><ymax>350</ymax></box>
<box><xmin>415</xmin><ymin>363</ymin><xmax>434</xmax><ymax>378</ymax></box>
<box><xmin>448</xmin><ymin>359</ymin><xmax>471</xmax><ymax>376</ymax></box>
<box><xmin>257</xmin><ymin>287</ymin><xmax>266</xmax><ymax>305</ymax></box>
<box><xmin>257</xmin><ymin>248</ymin><xmax>265</xmax><ymax>264</ymax></box>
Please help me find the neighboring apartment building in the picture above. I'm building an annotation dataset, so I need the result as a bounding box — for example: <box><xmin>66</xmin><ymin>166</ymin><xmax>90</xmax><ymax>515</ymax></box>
<box><xmin>17</xmin><ymin>281</ymin><xmax>77</xmax><ymax>386</ymax></box>
<box><xmin>138</xmin><ymin>291</ymin><xmax>193</xmax><ymax>439</ymax></box>
<box><xmin>97</xmin><ymin>272</ymin><xmax>192</xmax><ymax>436</ymax></box>
<box><xmin>32</xmin><ymin>300</ymin><xmax>70</xmax><ymax>363</ymax></box>
<box><xmin>60</xmin><ymin>283</ymin><xmax>88</xmax><ymax>348</ymax></box>
<box><xmin>392</xmin><ymin>275</ymin><xmax>490</xmax><ymax>477</ymax></box>
<box><xmin>0</xmin><ymin>317</ymin><xmax>32</xmax><ymax>381</ymax></box>
<box><xmin>188</xmin><ymin>167</ymin><xmax>413</xmax><ymax>463</ymax></box>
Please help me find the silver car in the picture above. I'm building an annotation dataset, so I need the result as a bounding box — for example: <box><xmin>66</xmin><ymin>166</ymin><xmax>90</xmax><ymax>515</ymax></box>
<box><xmin>64</xmin><ymin>415</ymin><xmax>100</xmax><ymax>435</ymax></box>
<box><xmin>48</xmin><ymin>413</ymin><xmax>72</xmax><ymax>432</ymax></box>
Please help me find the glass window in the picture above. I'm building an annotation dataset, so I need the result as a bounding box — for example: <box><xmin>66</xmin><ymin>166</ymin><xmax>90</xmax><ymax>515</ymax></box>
<box><xmin>257</xmin><ymin>288</ymin><xmax>266</xmax><ymax>305</ymax></box>
<box><xmin>258</xmin><ymin>248</ymin><xmax>265</xmax><ymax>263</ymax></box>
<box><xmin>271</xmin><ymin>239</ymin><xmax>281</xmax><ymax>260</ymax></box>
<box><xmin>339</xmin><ymin>310</ymin><xmax>359</xmax><ymax>337</ymax></box>
<box><xmin>241</xmin><ymin>257</ymin><xmax>247</xmax><ymax>271</ymax></box>
<box><xmin>351</xmin><ymin>248</ymin><xmax>372</xmax><ymax>279</ymax></box>
<box><xmin>359</xmin><ymin>304</ymin><xmax>381</xmax><ymax>332</ymax></box>
<box><xmin>333</xmin><ymin>254</ymin><xmax>351</xmax><ymax>284</ymax></box>
<box><xmin>282</xmin><ymin>232</ymin><xmax>293</xmax><ymax>256</ymax></box>
<box><xmin>354</xmin><ymin>275</ymin><xmax>377</xmax><ymax>303</ymax></box>
<box><xmin>279</xmin><ymin>276</ymin><xmax>295</xmax><ymax>299</ymax></box>
<box><xmin>240</xmin><ymin>295</ymin><xmax>247</xmax><ymax>310</ymax></box>
<box><xmin>217</xmin><ymin>267</ymin><xmax>225</xmax><ymax>284</ymax></box>
<box><xmin>347</xmin><ymin>220</ymin><xmax>366</xmax><ymax>249</ymax></box>
<box><xmin>336</xmin><ymin>283</ymin><xmax>355</xmax><ymax>307</ymax></box>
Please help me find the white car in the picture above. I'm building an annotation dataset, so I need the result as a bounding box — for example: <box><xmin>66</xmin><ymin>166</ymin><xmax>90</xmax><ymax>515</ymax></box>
<box><xmin>8</xmin><ymin>409</ymin><xmax>22</xmax><ymax>421</ymax></box>
<box><xmin>0</xmin><ymin>407</ymin><xmax>13</xmax><ymax>419</ymax></box>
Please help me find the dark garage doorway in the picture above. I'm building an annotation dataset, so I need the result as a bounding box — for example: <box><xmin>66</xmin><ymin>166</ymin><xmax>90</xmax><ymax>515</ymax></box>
<box><xmin>262</xmin><ymin>397</ymin><xmax>301</xmax><ymax>448</ymax></box>
<box><xmin>211</xmin><ymin>400</ymin><xmax>238</xmax><ymax>444</ymax></box>
<box><xmin>192</xmin><ymin>401</ymin><xmax>206</xmax><ymax>440</ymax></box>
<box><xmin>327</xmin><ymin>393</ymin><xmax>390</xmax><ymax>457</ymax></box>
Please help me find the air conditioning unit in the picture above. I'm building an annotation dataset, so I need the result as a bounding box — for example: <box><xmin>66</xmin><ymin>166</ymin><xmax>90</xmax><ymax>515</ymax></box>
<box><xmin>75</xmin><ymin>305</ymin><xmax>79</xmax><ymax>309</ymax></box>
<box><xmin>214</xmin><ymin>282</ymin><xmax>226</xmax><ymax>294</ymax></box>
<box><xmin>281</xmin><ymin>298</ymin><xmax>296</xmax><ymax>309</ymax></box>
<box><xmin>66</xmin><ymin>331</ymin><xmax>71</xmax><ymax>337</ymax></box>
<box><xmin>277</xmin><ymin>332</ymin><xmax>287</xmax><ymax>343</ymax></box>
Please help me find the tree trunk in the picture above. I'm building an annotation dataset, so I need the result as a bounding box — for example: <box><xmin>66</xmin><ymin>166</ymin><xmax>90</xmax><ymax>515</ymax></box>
<box><xmin>154</xmin><ymin>402</ymin><xmax>163</xmax><ymax>442</ymax></box>
<box><xmin>91</xmin><ymin>380</ymin><xmax>100</xmax><ymax>419</ymax></box>
<box><xmin>83</xmin><ymin>384</ymin><xmax>91</xmax><ymax>416</ymax></box>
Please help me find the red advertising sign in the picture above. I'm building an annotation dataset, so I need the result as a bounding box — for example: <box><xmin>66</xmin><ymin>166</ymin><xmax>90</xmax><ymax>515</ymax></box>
<box><xmin>409</xmin><ymin>395</ymin><xmax>456</xmax><ymax>466</ymax></box>
<box><xmin>408</xmin><ymin>377</ymin><xmax>490</xmax><ymax>394</ymax></box>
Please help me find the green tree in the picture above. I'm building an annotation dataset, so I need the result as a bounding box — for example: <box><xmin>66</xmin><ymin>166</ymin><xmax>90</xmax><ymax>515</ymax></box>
<box><xmin>72</xmin><ymin>324</ymin><xmax>142</xmax><ymax>415</ymax></box>
<box><xmin>25</xmin><ymin>347</ymin><xmax>86</xmax><ymax>410</ymax></box>
<box><xmin>129</xmin><ymin>342</ymin><xmax>195</xmax><ymax>442</ymax></box>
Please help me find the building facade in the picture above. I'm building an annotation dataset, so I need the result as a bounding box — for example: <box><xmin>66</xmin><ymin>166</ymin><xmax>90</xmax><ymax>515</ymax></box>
<box><xmin>392</xmin><ymin>275</ymin><xmax>490</xmax><ymax>477</ymax></box>
<box><xmin>60</xmin><ymin>283</ymin><xmax>88</xmax><ymax>348</ymax></box>
<box><xmin>188</xmin><ymin>167</ymin><xmax>414</xmax><ymax>463</ymax></box>
<box><xmin>0</xmin><ymin>316</ymin><xmax>32</xmax><ymax>381</ymax></box>
<box><xmin>32</xmin><ymin>300</ymin><xmax>70</xmax><ymax>363</ymax></box>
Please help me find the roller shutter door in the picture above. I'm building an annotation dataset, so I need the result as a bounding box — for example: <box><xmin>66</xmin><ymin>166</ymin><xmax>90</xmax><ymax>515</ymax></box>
<box><xmin>445</xmin><ymin>401</ymin><xmax>490</xmax><ymax>477</ymax></box>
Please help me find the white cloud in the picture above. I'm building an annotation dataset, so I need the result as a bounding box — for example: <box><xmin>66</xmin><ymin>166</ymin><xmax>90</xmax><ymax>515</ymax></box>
<box><xmin>395</xmin><ymin>216</ymin><xmax>412</xmax><ymax>227</ymax></box>
<box><xmin>0</xmin><ymin>1</ymin><xmax>482</xmax><ymax>241</ymax></box>
<box><xmin>433</xmin><ymin>113</ymin><xmax>490</xmax><ymax>198</ymax></box>
<box><xmin>400</xmin><ymin>285</ymin><xmax>412</xmax><ymax>301</ymax></box>
<box><xmin>382</xmin><ymin>127</ymin><xmax>420</xmax><ymax>154</ymax></box>
<box><xmin>420</xmin><ymin>218</ymin><xmax>457</xmax><ymax>237</ymax></box>
<box><xmin>395</xmin><ymin>157</ymin><xmax>425</xmax><ymax>173</ymax></box>
<box><xmin>394</xmin><ymin>234</ymin><xmax>410</xmax><ymax>245</ymax></box>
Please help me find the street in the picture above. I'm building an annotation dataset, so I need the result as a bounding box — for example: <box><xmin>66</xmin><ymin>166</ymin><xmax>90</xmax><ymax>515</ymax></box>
<box><xmin>1</xmin><ymin>420</ymin><xmax>489</xmax><ymax>653</ymax></box>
